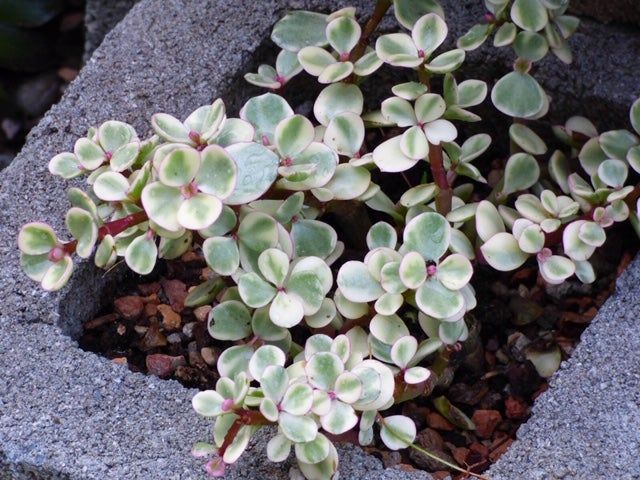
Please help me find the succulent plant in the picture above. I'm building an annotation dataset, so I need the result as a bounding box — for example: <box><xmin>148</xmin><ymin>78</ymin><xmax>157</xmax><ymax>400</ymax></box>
<box><xmin>17</xmin><ymin>1</ymin><xmax>640</xmax><ymax>479</ymax></box>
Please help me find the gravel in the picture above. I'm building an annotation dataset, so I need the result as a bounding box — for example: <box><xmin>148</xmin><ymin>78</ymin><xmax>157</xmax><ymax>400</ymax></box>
<box><xmin>1</xmin><ymin>0</ymin><xmax>639</xmax><ymax>478</ymax></box>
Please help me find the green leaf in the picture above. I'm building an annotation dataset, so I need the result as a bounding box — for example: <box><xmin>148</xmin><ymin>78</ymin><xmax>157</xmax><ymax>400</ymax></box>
<box><xmin>280</xmin><ymin>412</ymin><xmax>318</xmax><ymax>443</ymax></box>
<box><xmin>367</xmin><ymin>222</ymin><xmax>398</xmax><ymax>250</ymax></box>
<box><xmin>261</xmin><ymin>365</ymin><xmax>289</xmax><ymax>403</ymax></box>
<box><xmin>94</xmin><ymin>235</ymin><xmax>116</xmax><ymax>269</ymax></box>
<box><xmin>400</xmin><ymin>126</ymin><xmax>429</xmax><ymax>160</ymax></box>
<box><xmin>141</xmin><ymin>182</ymin><xmax>182</xmax><ymax>232</ymax></box>
<box><xmin>337</xmin><ymin>260</ymin><xmax>385</xmax><ymax>303</ymax></box>
<box><xmin>275</xmin><ymin>115</ymin><xmax>315</xmax><ymax>158</ymax></box>
<box><xmin>457</xmin><ymin>24</ymin><xmax>490</xmax><ymax>51</ymax></box>
<box><xmin>394</xmin><ymin>0</ymin><xmax>445</xmax><ymax>29</ymax></box>
<box><xmin>225</xmin><ymin>142</ymin><xmax>279</xmax><ymax>205</ymax></box>
<box><xmin>297</xmin><ymin>46</ymin><xmax>336</xmax><ymax>76</ymax></box>
<box><xmin>287</xmin><ymin>269</ymin><xmax>327</xmax><ymax>314</ymax></box>
<box><xmin>208</xmin><ymin>301</ymin><xmax>252</xmax><ymax>341</ymax></box>
<box><xmin>514</xmin><ymin>31</ymin><xmax>549</xmax><ymax>62</ymax></box>
<box><xmin>373</xmin><ymin>135</ymin><xmax>420</xmax><ymax>173</ymax></box>
<box><xmin>110</xmin><ymin>142</ymin><xmax>140</xmax><ymax>172</ymax></box>
<box><xmin>599</xmin><ymin>129</ymin><xmax>638</xmax><ymax>160</ymax></box>
<box><xmin>48</xmin><ymin>152</ymin><xmax>82</xmax><ymax>178</ymax></box>
<box><xmin>400</xmin><ymin>183</ymin><xmax>438</xmax><ymax>207</ymax></box>
<box><xmin>630</xmin><ymin>98</ymin><xmax>640</xmax><ymax>136</ymax></box>
<box><xmin>217</xmin><ymin>345</ymin><xmax>254</xmax><ymax>379</ymax></box>
<box><xmin>491</xmin><ymin>72</ymin><xmax>545</xmax><ymax>118</ymax></box>
<box><xmin>509</xmin><ymin>123</ymin><xmax>547</xmax><ymax>155</ymax></box>
<box><xmin>392</xmin><ymin>82</ymin><xmax>429</xmax><ymax>100</ymax></box>
<box><xmin>324</xmin><ymin>112</ymin><xmax>364</xmax><ymax>156</ymax></box>
<box><xmin>38</xmin><ymin>255</ymin><xmax>72</xmax><ymax>291</ymax></box>
<box><xmin>203</xmin><ymin>236</ymin><xmax>240</xmax><ymax>276</ymax></box>
<box><xmin>322</xmin><ymin>163</ymin><xmax>371</xmax><ymax>201</ymax></box>
<box><xmin>185</xmin><ymin>279</ymin><xmax>225</xmax><ymax>308</ymax></box>
<box><xmin>240</xmin><ymin>93</ymin><xmax>294</xmax><ymax>143</ymax></box>
<box><xmin>494</xmin><ymin>22</ymin><xmax>517</xmax><ymax>46</ymax></box>
<box><xmin>327</xmin><ymin>15</ymin><xmax>360</xmax><ymax>54</ymax></box>
<box><xmin>399</xmin><ymin>251</ymin><xmax>427</xmax><ymax>289</ymax></box>
<box><xmin>314</xmin><ymin>83</ymin><xmax>364</xmax><ymax>127</ymax></box>
<box><xmin>370</xmin><ymin>313</ymin><xmax>410</xmax><ymax>345</ymax></box>
<box><xmin>476</xmin><ymin>200</ymin><xmax>505</xmax><ymax>242</ymax></box>
<box><xmin>178</xmin><ymin>193</ymin><xmax>222</xmax><ymax>231</ymax></box>
<box><xmin>433</xmin><ymin>396</ymin><xmax>475</xmax><ymax>429</ymax></box>
<box><xmin>380</xmin><ymin>415</ymin><xmax>416</xmax><ymax>450</ymax></box>
<box><xmin>416</xmin><ymin>93</ymin><xmax>446</xmax><ymax>123</ymax></box>
<box><xmin>457</xmin><ymin>80</ymin><xmax>487</xmax><ymax>108</ymax></box>
<box><xmin>267</xmin><ymin>434</ymin><xmax>292</xmax><ymax>463</ymax></box>
<box><xmin>238</xmin><ymin>272</ymin><xmax>277</xmax><ymax>307</ymax></box>
<box><xmin>192</xmin><ymin>390</ymin><xmax>225</xmax><ymax>417</ymax></box>
<box><xmin>151</xmin><ymin>113</ymin><xmax>190</xmax><ymax>143</ymax></box>
<box><xmin>196</xmin><ymin>145</ymin><xmax>237</xmax><ymax>199</ymax></box>
<box><xmin>403</xmin><ymin>212</ymin><xmax>451</xmax><ymax>261</ymax></box>
<box><xmin>481</xmin><ymin>232</ymin><xmax>528</xmax><ymax>271</ymax></box>
<box><xmin>320</xmin><ymin>401</ymin><xmax>358</xmax><ymax>435</ymax></box>
<box><xmin>269</xmin><ymin>291</ymin><xmax>304</xmax><ymax>328</ymax></box>
<box><xmin>295</xmin><ymin>434</ymin><xmax>331</xmax><ymax>464</ymax></box>
<box><xmin>539</xmin><ymin>254</ymin><xmax>575</xmax><ymax>284</ymax></box>
<box><xmin>98</xmin><ymin>121</ymin><xmax>135</xmax><ymax>154</ymax></box>
<box><xmin>391</xmin><ymin>336</ymin><xmax>418</xmax><ymax>368</ymax></box>
<box><xmin>375</xmin><ymin>33</ymin><xmax>421</xmax><ymax>68</ymax></box>
<box><xmin>249</xmin><ymin>345</ymin><xmax>285</xmax><ymax>381</ymax></box>
<box><xmin>184</xmin><ymin>100</ymin><xmax>226</xmax><ymax>140</ymax></box>
<box><xmin>291</xmin><ymin>219</ymin><xmax>337</xmax><ymax>259</ymax></box>
<box><xmin>416</xmin><ymin>279</ymin><xmax>464</xmax><ymax>319</ymax></box>
<box><xmin>426</xmin><ymin>49</ymin><xmax>465</xmax><ymax>74</ymax></box>
<box><xmin>124</xmin><ymin>233</ymin><xmax>157</xmax><ymax>275</ymax></box>
<box><xmin>424</xmin><ymin>119</ymin><xmax>458</xmax><ymax>145</ymax></box>
<box><xmin>65</xmin><ymin>208</ymin><xmax>97</xmax><ymax>259</ymax></box>
<box><xmin>306</xmin><ymin>351</ymin><xmax>344</xmax><ymax>390</ymax></box>
<box><xmin>437</xmin><ymin>253</ymin><xmax>472</xmax><ymax>290</ymax></box>
<box><xmin>93</xmin><ymin>171</ymin><xmax>130</xmax><ymax>201</ymax></box>
<box><xmin>158</xmin><ymin>147</ymin><xmax>199</xmax><ymax>187</ymax></box>
<box><xmin>281</xmin><ymin>383</ymin><xmax>313</xmax><ymax>415</ymax></box>
<box><xmin>598</xmin><ymin>159</ymin><xmax>628</xmax><ymax>189</ymax></box>
<box><xmin>18</xmin><ymin>222</ymin><xmax>57</xmax><ymax>255</ymax></box>
<box><xmin>74</xmin><ymin>138</ymin><xmax>105</xmax><ymax>170</ymax></box>
<box><xmin>258</xmin><ymin>248</ymin><xmax>290</xmax><ymax>287</ymax></box>
<box><xmin>381</xmin><ymin>96</ymin><xmax>417</xmax><ymax>127</ymax></box>
<box><xmin>353</xmin><ymin>48</ymin><xmax>383</xmax><ymax>76</ymax></box>
<box><xmin>351</xmin><ymin>360</ymin><xmax>395</xmax><ymax>410</ymax></box>
<box><xmin>334</xmin><ymin>371</ymin><xmax>362</xmax><ymax>404</ymax></box>
<box><xmin>511</xmin><ymin>0</ymin><xmax>549</xmax><ymax>32</ymax></box>
<box><xmin>238</xmin><ymin>212</ymin><xmax>278</xmax><ymax>252</ymax></box>
<box><xmin>271</xmin><ymin>10</ymin><xmax>328</xmax><ymax>52</ymax></box>
<box><xmin>412</xmin><ymin>13</ymin><xmax>448</xmax><ymax>57</ymax></box>
<box><xmin>502</xmin><ymin>152</ymin><xmax>540</xmax><ymax>195</ymax></box>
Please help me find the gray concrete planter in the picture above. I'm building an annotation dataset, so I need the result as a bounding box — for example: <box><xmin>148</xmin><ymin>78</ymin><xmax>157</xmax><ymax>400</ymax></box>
<box><xmin>1</xmin><ymin>1</ymin><xmax>639</xmax><ymax>479</ymax></box>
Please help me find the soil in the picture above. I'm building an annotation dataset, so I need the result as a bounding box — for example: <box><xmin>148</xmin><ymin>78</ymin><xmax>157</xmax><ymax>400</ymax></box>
<box><xmin>79</xmin><ymin>217</ymin><xmax>637</xmax><ymax>477</ymax></box>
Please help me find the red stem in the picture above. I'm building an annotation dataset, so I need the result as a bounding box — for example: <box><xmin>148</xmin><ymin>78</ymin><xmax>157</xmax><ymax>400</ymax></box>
<box><xmin>350</xmin><ymin>0</ymin><xmax>392</xmax><ymax>63</ymax></box>
<box><xmin>62</xmin><ymin>210</ymin><xmax>149</xmax><ymax>255</ymax></box>
<box><xmin>428</xmin><ymin>143</ymin><xmax>452</xmax><ymax>215</ymax></box>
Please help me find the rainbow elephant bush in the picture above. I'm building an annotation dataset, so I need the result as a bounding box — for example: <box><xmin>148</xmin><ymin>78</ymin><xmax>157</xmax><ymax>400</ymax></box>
<box><xmin>18</xmin><ymin>0</ymin><xmax>640</xmax><ymax>478</ymax></box>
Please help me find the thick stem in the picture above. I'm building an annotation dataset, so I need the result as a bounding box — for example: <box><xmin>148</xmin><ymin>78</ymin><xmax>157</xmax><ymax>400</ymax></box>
<box><xmin>418</xmin><ymin>64</ymin><xmax>431</xmax><ymax>90</ymax></box>
<box><xmin>61</xmin><ymin>210</ymin><xmax>149</xmax><ymax>256</ymax></box>
<box><xmin>428</xmin><ymin>143</ymin><xmax>452</xmax><ymax>215</ymax></box>
<box><xmin>350</xmin><ymin>0</ymin><xmax>392</xmax><ymax>63</ymax></box>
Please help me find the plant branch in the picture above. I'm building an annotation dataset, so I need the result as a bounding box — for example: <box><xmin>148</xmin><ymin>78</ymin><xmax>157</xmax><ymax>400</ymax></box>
<box><xmin>62</xmin><ymin>210</ymin><xmax>149</xmax><ymax>255</ymax></box>
<box><xmin>350</xmin><ymin>0</ymin><xmax>392</xmax><ymax>63</ymax></box>
<box><xmin>428</xmin><ymin>143</ymin><xmax>452</xmax><ymax>215</ymax></box>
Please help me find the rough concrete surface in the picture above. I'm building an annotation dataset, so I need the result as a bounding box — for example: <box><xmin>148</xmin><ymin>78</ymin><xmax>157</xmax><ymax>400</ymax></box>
<box><xmin>84</xmin><ymin>0</ymin><xmax>141</xmax><ymax>60</ymax></box>
<box><xmin>570</xmin><ymin>0</ymin><xmax>640</xmax><ymax>26</ymax></box>
<box><xmin>0</xmin><ymin>0</ymin><xmax>639</xmax><ymax>479</ymax></box>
